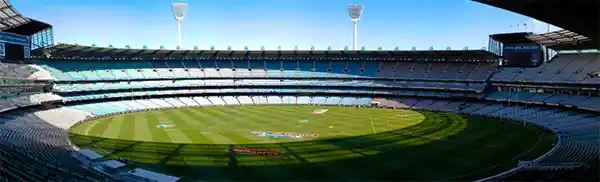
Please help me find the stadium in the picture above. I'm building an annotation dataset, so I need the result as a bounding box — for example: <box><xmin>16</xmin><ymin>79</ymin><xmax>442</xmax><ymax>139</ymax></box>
<box><xmin>0</xmin><ymin>0</ymin><xmax>599</xmax><ymax>181</ymax></box>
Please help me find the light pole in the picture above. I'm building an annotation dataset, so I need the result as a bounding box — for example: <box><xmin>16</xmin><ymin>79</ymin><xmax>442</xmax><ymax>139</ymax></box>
<box><xmin>348</xmin><ymin>4</ymin><xmax>363</xmax><ymax>51</ymax></box>
<box><xmin>172</xmin><ymin>2</ymin><xmax>188</xmax><ymax>49</ymax></box>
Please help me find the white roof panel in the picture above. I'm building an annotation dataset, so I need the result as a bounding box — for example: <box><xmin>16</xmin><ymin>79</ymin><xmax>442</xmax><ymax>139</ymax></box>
<box><xmin>0</xmin><ymin>0</ymin><xmax>31</xmax><ymax>30</ymax></box>
<box><xmin>78</xmin><ymin>149</ymin><xmax>103</xmax><ymax>160</ymax></box>
<box><xmin>100</xmin><ymin>160</ymin><xmax>126</xmax><ymax>169</ymax></box>
<box><xmin>527</xmin><ymin>29</ymin><xmax>591</xmax><ymax>46</ymax></box>
<box><xmin>128</xmin><ymin>168</ymin><xmax>180</xmax><ymax>182</ymax></box>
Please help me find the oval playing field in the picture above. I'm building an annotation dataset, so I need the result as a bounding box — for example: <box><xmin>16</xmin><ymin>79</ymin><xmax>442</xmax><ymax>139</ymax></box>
<box><xmin>69</xmin><ymin>105</ymin><xmax>556</xmax><ymax>181</ymax></box>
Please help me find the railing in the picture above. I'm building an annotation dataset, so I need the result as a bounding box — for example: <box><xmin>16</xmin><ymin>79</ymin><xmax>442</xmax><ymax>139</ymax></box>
<box><xmin>56</xmin><ymin>42</ymin><xmax>488</xmax><ymax>52</ymax></box>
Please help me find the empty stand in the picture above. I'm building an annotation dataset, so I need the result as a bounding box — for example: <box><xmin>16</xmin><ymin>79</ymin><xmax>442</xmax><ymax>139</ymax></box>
<box><xmin>492</xmin><ymin>53</ymin><xmax>600</xmax><ymax>83</ymax></box>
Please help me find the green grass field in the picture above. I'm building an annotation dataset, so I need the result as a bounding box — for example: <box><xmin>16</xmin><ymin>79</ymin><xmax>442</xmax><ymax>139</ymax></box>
<box><xmin>69</xmin><ymin>105</ymin><xmax>556</xmax><ymax>181</ymax></box>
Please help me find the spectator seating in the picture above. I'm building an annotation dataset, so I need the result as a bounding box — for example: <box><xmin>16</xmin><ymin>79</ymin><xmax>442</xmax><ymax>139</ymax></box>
<box><xmin>34</xmin><ymin>59</ymin><xmax>498</xmax><ymax>82</ymax></box>
<box><xmin>0</xmin><ymin>92</ymin><xmax>62</xmax><ymax>112</ymax></box>
<box><xmin>1</xmin><ymin>89</ymin><xmax>598</xmax><ymax>181</ymax></box>
<box><xmin>486</xmin><ymin>91</ymin><xmax>600</xmax><ymax>112</ymax></box>
<box><xmin>499</xmin><ymin>162</ymin><xmax>599</xmax><ymax>182</ymax></box>
<box><xmin>52</xmin><ymin>79</ymin><xmax>485</xmax><ymax>93</ymax></box>
<box><xmin>62</xmin><ymin>88</ymin><xmax>472</xmax><ymax>102</ymax></box>
<box><xmin>492</xmin><ymin>53</ymin><xmax>600</xmax><ymax>83</ymax></box>
<box><xmin>0</xmin><ymin>61</ymin><xmax>52</xmax><ymax>80</ymax></box>
<box><xmin>377</xmin><ymin>98</ymin><xmax>600</xmax><ymax>168</ymax></box>
<box><xmin>0</xmin><ymin>107</ymin><xmax>111</xmax><ymax>181</ymax></box>
<box><xmin>542</xmin><ymin>131</ymin><xmax>600</xmax><ymax>164</ymax></box>
<box><xmin>1</xmin><ymin>54</ymin><xmax>598</xmax><ymax>181</ymax></box>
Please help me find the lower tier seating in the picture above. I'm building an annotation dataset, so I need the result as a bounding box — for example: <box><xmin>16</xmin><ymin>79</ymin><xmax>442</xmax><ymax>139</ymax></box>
<box><xmin>380</xmin><ymin>98</ymin><xmax>600</xmax><ymax>166</ymax></box>
<box><xmin>486</xmin><ymin>91</ymin><xmax>600</xmax><ymax>112</ymax></box>
<box><xmin>0</xmin><ymin>108</ymin><xmax>111</xmax><ymax>181</ymax></box>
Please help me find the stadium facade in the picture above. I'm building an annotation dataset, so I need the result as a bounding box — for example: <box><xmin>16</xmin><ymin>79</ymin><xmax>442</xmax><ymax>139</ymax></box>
<box><xmin>0</xmin><ymin>0</ymin><xmax>598</xmax><ymax>181</ymax></box>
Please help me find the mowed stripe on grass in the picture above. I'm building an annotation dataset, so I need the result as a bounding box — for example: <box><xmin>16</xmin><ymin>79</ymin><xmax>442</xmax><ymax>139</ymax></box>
<box><xmin>143</xmin><ymin>112</ymin><xmax>171</xmax><ymax>143</ymax></box>
<box><xmin>133</xmin><ymin>113</ymin><xmax>153</xmax><ymax>142</ymax></box>
<box><xmin>157</xmin><ymin>110</ymin><xmax>191</xmax><ymax>143</ymax></box>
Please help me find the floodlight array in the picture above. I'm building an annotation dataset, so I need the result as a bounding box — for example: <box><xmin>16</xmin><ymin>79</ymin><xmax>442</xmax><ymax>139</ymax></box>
<box><xmin>347</xmin><ymin>4</ymin><xmax>364</xmax><ymax>21</ymax></box>
<box><xmin>171</xmin><ymin>2</ymin><xmax>188</xmax><ymax>20</ymax></box>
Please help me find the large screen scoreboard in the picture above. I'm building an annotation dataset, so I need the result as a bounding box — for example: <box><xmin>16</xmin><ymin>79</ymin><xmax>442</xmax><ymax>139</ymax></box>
<box><xmin>502</xmin><ymin>43</ymin><xmax>543</xmax><ymax>67</ymax></box>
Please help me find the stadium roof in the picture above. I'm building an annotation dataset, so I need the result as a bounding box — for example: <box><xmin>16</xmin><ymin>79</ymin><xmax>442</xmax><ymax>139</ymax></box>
<box><xmin>32</xmin><ymin>44</ymin><xmax>499</xmax><ymax>60</ymax></box>
<box><xmin>489</xmin><ymin>32</ymin><xmax>536</xmax><ymax>44</ymax></box>
<box><xmin>526</xmin><ymin>29</ymin><xmax>597</xmax><ymax>50</ymax></box>
<box><xmin>474</xmin><ymin>0</ymin><xmax>600</xmax><ymax>43</ymax></box>
<box><xmin>3</xmin><ymin>18</ymin><xmax>52</xmax><ymax>36</ymax></box>
<box><xmin>0</xmin><ymin>0</ymin><xmax>51</xmax><ymax>36</ymax></box>
<box><xmin>0</xmin><ymin>0</ymin><xmax>30</xmax><ymax>31</ymax></box>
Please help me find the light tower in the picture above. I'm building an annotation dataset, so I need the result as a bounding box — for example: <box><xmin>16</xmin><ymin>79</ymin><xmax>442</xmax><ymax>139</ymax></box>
<box><xmin>171</xmin><ymin>2</ymin><xmax>188</xmax><ymax>49</ymax></box>
<box><xmin>348</xmin><ymin>4</ymin><xmax>363</xmax><ymax>51</ymax></box>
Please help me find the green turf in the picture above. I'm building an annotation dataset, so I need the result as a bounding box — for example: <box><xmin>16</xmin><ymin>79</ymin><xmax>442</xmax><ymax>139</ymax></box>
<box><xmin>69</xmin><ymin>105</ymin><xmax>556</xmax><ymax>181</ymax></box>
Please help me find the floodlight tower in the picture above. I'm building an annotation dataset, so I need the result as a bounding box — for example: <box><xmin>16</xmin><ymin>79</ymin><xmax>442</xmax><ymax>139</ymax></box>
<box><xmin>348</xmin><ymin>4</ymin><xmax>363</xmax><ymax>50</ymax></box>
<box><xmin>172</xmin><ymin>2</ymin><xmax>188</xmax><ymax>49</ymax></box>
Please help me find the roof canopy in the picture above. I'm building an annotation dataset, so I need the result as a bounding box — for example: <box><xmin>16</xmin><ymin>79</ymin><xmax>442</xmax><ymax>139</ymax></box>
<box><xmin>0</xmin><ymin>0</ymin><xmax>51</xmax><ymax>36</ymax></box>
<box><xmin>0</xmin><ymin>0</ymin><xmax>30</xmax><ymax>31</ymax></box>
<box><xmin>526</xmin><ymin>30</ymin><xmax>597</xmax><ymax>50</ymax></box>
<box><xmin>474</xmin><ymin>0</ymin><xmax>599</xmax><ymax>44</ymax></box>
<box><xmin>33</xmin><ymin>44</ymin><xmax>499</xmax><ymax>61</ymax></box>
<box><xmin>4</xmin><ymin>18</ymin><xmax>52</xmax><ymax>35</ymax></box>
<box><xmin>489</xmin><ymin>32</ymin><xmax>536</xmax><ymax>44</ymax></box>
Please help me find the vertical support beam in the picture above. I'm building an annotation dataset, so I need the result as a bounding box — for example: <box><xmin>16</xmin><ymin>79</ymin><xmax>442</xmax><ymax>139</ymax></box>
<box><xmin>177</xmin><ymin>21</ymin><xmax>182</xmax><ymax>49</ymax></box>
<box><xmin>353</xmin><ymin>22</ymin><xmax>358</xmax><ymax>51</ymax></box>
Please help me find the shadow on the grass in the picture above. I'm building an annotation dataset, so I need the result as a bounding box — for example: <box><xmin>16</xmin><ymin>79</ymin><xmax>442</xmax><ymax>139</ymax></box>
<box><xmin>69</xmin><ymin>111</ymin><xmax>554</xmax><ymax>181</ymax></box>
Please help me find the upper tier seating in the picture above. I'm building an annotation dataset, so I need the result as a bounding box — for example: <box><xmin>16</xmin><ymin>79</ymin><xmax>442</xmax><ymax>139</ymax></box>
<box><xmin>0</xmin><ymin>61</ymin><xmax>57</xmax><ymax>111</ymax></box>
<box><xmin>53</xmin><ymin>79</ymin><xmax>486</xmax><ymax>93</ymax></box>
<box><xmin>0</xmin><ymin>88</ymin><xmax>62</xmax><ymax>112</ymax></box>
<box><xmin>34</xmin><ymin>59</ymin><xmax>497</xmax><ymax>82</ymax></box>
<box><xmin>0</xmin><ymin>61</ymin><xmax>52</xmax><ymax>80</ymax></box>
<box><xmin>58</xmin><ymin>87</ymin><xmax>482</xmax><ymax>102</ymax></box>
<box><xmin>492</xmin><ymin>53</ymin><xmax>600</xmax><ymax>83</ymax></box>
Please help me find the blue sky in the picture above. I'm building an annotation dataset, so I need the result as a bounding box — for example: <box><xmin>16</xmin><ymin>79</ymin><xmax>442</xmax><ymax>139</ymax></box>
<box><xmin>13</xmin><ymin>0</ymin><xmax>560</xmax><ymax>50</ymax></box>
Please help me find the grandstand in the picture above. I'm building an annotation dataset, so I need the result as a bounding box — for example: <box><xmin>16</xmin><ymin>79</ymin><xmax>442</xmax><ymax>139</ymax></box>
<box><xmin>0</xmin><ymin>0</ymin><xmax>598</xmax><ymax>181</ymax></box>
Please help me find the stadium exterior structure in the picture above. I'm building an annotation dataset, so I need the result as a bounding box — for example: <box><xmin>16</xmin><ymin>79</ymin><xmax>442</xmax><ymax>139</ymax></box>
<box><xmin>0</xmin><ymin>42</ymin><xmax>599</xmax><ymax>181</ymax></box>
<box><xmin>0</xmin><ymin>0</ymin><xmax>599</xmax><ymax>181</ymax></box>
